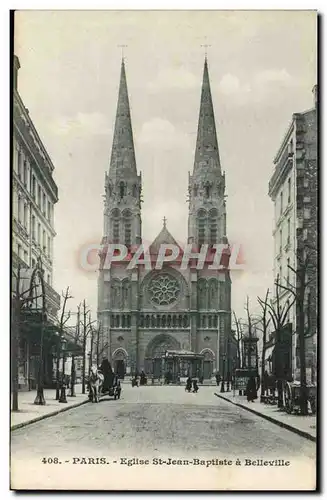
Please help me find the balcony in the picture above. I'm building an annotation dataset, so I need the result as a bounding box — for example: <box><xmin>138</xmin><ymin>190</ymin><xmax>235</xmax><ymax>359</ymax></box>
<box><xmin>269</xmin><ymin>148</ymin><xmax>294</xmax><ymax>197</ymax></box>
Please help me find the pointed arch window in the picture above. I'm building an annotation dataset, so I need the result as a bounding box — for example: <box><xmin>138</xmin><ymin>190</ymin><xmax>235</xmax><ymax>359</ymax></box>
<box><xmin>111</xmin><ymin>208</ymin><xmax>120</xmax><ymax>243</ymax></box>
<box><xmin>205</xmin><ymin>183</ymin><xmax>211</xmax><ymax>198</ymax></box>
<box><xmin>119</xmin><ymin>181</ymin><xmax>125</xmax><ymax>199</ymax></box>
<box><xmin>123</xmin><ymin>209</ymin><xmax>132</xmax><ymax>246</ymax></box>
<box><xmin>197</xmin><ymin>209</ymin><xmax>206</xmax><ymax>246</ymax></box>
<box><xmin>209</xmin><ymin>208</ymin><xmax>218</xmax><ymax>244</ymax></box>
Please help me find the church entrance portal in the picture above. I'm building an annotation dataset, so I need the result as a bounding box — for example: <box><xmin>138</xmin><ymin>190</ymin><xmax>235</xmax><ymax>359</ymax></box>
<box><xmin>144</xmin><ymin>334</ymin><xmax>180</xmax><ymax>377</ymax></box>
<box><xmin>112</xmin><ymin>349</ymin><xmax>128</xmax><ymax>379</ymax></box>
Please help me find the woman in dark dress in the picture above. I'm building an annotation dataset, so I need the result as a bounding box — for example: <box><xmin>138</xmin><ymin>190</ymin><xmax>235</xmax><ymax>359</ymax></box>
<box><xmin>246</xmin><ymin>376</ymin><xmax>257</xmax><ymax>402</ymax></box>
<box><xmin>99</xmin><ymin>358</ymin><xmax>114</xmax><ymax>393</ymax></box>
<box><xmin>185</xmin><ymin>376</ymin><xmax>192</xmax><ymax>392</ymax></box>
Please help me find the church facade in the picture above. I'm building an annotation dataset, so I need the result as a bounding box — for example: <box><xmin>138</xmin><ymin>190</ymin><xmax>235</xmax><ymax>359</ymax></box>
<box><xmin>97</xmin><ymin>57</ymin><xmax>232</xmax><ymax>379</ymax></box>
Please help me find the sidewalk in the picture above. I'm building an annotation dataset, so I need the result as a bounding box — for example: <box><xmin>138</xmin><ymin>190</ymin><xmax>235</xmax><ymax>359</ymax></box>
<box><xmin>11</xmin><ymin>384</ymin><xmax>89</xmax><ymax>430</ymax></box>
<box><xmin>215</xmin><ymin>391</ymin><xmax>316</xmax><ymax>442</ymax></box>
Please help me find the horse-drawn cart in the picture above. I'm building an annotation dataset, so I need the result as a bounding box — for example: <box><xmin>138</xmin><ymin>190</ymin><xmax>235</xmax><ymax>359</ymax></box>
<box><xmin>283</xmin><ymin>381</ymin><xmax>316</xmax><ymax>414</ymax></box>
<box><xmin>88</xmin><ymin>361</ymin><xmax>122</xmax><ymax>403</ymax></box>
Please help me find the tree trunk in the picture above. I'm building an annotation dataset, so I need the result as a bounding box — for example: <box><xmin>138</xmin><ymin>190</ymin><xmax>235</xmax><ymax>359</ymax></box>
<box><xmin>260</xmin><ymin>346</ymin><xmax>266</xmax><ymax>402</ymax></box>
<box><xmin>11</xmin><ymin>306</ymin><xmax>19</xmax><ymax>411</ymax></box>
<box><xmin>299</xmin><ymin>300</ymin><xmax>308</xmax><ymax>415</ymax></box>
<box><xmin>70</xmin><ymin>355</ymin><xmax>76</xmax><ymax>397</ymax></box>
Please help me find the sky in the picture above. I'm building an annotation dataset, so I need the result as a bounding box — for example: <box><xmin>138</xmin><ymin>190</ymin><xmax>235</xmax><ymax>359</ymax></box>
<box><xmin>14</xmin><ymin>10</ymin><xmax>317</xmax><ymax>322</ymax></box>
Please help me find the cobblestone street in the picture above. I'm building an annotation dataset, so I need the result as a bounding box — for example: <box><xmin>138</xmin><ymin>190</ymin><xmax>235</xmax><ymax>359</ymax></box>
<box><xmin>11</xmin><ymin>385</ymin><xmax>316</xmax><ymax>490</ymax></box>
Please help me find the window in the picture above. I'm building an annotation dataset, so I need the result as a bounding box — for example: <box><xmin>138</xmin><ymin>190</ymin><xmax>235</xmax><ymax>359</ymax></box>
<box><xmin>197</xmin><ymin>209</ymin><xmax>206</xmax><ymax>246</ymax></box>
<box><xmin>47</xmin><ymin>274</ymin><xmax>51</xmax><ymax>284</ymax></box>
<box><xmin>17</xmin><ymin>244</ymin><xmax>22</xmax><ymax>258</ymax></box>
<box><xmin>37</xmin><ymin>223</ymin><xmax>41</xmax><ymax>245</ymax></box>
<box><xmin>23</xmin><ymin>203</ymin><xmax>28</xmax><ymax>229</ymax></box>
<box><xmin>48</xmin><ymin>236</ymin><xmax>51</xmax><ymax>257</ymax></box>
<box><xmin>38</xmin><ymin>186</ymin><xmax>41</xmax><ymax>207</ymax></box>
<box><xmin>119</xmin><ymin>182</ymin><xmax>125</xmax><ymax>199</ymax></box>
<box><xmin>17</xmin><ymin>150</ymin><xmax>22</xmax><ymax>179</ymax></box>
<box><xmin>279</xmin><ymin>264</ymin><xmax>282</xmax><ymax>281</ymax></box>
<box><xmin>32</xmin><ymin>176</ymin><xmax>36</xmax><ymax>199</ymax></box>
<box><xmin>279</xmin><ymin>228</ymin><xmax>282</xmax><ymax>254</ymax></box>
<box><xmin>304</xmin><ymin>208</ymin><xmax>311</xmax><ymax>220</ymax></box>
<box><xmin>32</xmin><ymin>215</ymin><xmax>36</xmax><ymax>240</ymax></box>
<box><xmin>18</xmin><ymin>195</ymin><xmax>22</xmax><ymax>223</ymax></box>
<box><xmin>24</xmin><ymin>250</ymin><xmax>28</xmax><ymax>263</ymax></box>
<box><xmin>48</xmin><ymin>201</ymin><xmax>51</xmax><ymax>221</ymax></box>
<box><xmin>280</xmin><ymin>191</ymin><xmax>283</xmax><ymax>216</ymax></box>
<box><xmin>43</xmin><ymin>193</ymin><xmax>46</xmax><ymax>214</ymax></box>
<box><xmin>23</xmin><ymin>160</ymin><xmax>27</xmax><ymax>187</ymax></box>
<box><xmin>288</xmin><ymin>140</ymin><xmax>293</xmax><ymax>155</ymax></box>
<box><xmin>287</xmin><ymin>178</ymin><xmax>291</xmax><ymax>204</ymax></box>
<box><xmin>287</xmin><ymin>218</ymin><xmax>291</xmax><ymax>245</ymax></box>
<box><xmin>43</xmin><ymin>230</ymin><xmax>46</xmax><ymax>252</ymax></box>
<box><xmin>32</xmin><ymin>258</ymin><xmax>36</xmax><ymax>268</ymax></box>
<box><xmin>209</xmin><ymin>209</ymin><xmax>218</xmax><ymax>244</ymax></box>
<box><xmin>303</xmin><ymin>178</ymin><xmax>309</xmax><ymax>188</ymax></box>
<box><xmin>124</xmin><ymin>211</ymin><xmax>132</xmax><ymax>246</ymax></box>
<box><xmin>112</xmin><ymin>209</ymin><xmax>120</xmax><ymax>243</ymax></box>
<box><xmin>205</xmin><ymin>183</ymin><xmax>211</xmax><ymax>198</ymax></box>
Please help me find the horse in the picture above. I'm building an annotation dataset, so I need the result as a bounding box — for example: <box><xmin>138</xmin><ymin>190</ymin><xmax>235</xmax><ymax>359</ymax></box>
<box><xmin>89</xmin><ymin>365</ymin><xmax>104</xmax><ymax>403</ymax></box>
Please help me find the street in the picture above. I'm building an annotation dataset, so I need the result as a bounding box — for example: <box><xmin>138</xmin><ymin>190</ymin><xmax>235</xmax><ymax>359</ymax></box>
<box><xmin>11</xmin><ymin>385</ymin><xmax>316</xmax><ymax>490</ymax></box>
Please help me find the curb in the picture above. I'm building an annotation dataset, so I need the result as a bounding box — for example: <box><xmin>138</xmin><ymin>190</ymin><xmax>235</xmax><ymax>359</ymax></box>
<box><xmin>11</xmin><ymin>398</ymin><xmax>89</xmax><ymax>431</ymax></box>
<box><xmin>215</xmin><ymin>393</ymin><xmax>316</xmax><ymax>443</ymax></box>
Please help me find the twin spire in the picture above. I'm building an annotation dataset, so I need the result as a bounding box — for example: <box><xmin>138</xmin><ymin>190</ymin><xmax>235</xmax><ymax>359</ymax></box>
<box><xmin>108</xmin><ymin>56</ymin><xmax>221</xmax><ymax>180</ymax></box>
<box><xmin>109</xmin><ymin>58</ymin><xmax>137</xmax><ymax>180</ymax></box>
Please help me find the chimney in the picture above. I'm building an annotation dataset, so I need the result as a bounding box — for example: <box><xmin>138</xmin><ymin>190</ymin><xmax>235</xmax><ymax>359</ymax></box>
<box><xmin>312</xmin><ymin>84</ymin><xmax>318</xmax><ymax>109</ymax></box>
<box><xmin>13</xmin><ymin>55</ymin><xmax>20</xmax><ymax>91</ymax></box>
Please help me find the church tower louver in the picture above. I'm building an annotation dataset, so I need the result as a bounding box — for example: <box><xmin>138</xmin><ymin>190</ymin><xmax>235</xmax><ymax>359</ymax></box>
<box><xmin>98</xmin><ymin>57</ymin><xmax>232</xmax><ymax>379</ymax></box>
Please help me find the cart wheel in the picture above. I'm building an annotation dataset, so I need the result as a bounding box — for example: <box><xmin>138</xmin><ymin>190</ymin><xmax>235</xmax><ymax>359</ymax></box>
<box><xmin>284</xmin><ymin>381</ymin><xmax>292</xmax><ymax>414</ymax></box>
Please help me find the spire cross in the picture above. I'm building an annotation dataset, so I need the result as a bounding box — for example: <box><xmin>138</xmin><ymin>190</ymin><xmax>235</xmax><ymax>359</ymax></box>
<box><xmin>118</xmin><ymin>44</ymin><xmax>128</xmax><ymax>59</ymax></box>
<box><xmin>200</xmin><ymin>43</ymin><xmax>211</xmax><ymax>57</ymax></box>
<box><xmin>163</xmin><ymin>216</ymin><xmax>167</xmax><ymax>228</ymax></box>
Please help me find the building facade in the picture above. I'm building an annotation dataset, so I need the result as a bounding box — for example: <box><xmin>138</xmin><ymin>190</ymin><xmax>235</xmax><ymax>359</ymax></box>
<box><xmin>268</xmin><ymin>85</ymin><xmax>318</xmax><ymax>383</ymax></box>
<box><xmin>12</xmin><ymin>55</ymin><xmax>61</xmax><ymax>389</ymax></box>
<box><xmin>97</xmin><ymin>57</ymin><xmax>232</xmax><ymax>379</ymax></box>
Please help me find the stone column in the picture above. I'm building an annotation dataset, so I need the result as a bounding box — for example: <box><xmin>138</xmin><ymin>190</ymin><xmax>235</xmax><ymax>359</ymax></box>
<box><xmin>190</xmin><ymin>270</ymin><xmax>198</xmax><ymax>352</ymax></box>
<box><xmin>130</xmin><ymin>269</ymin><xmax>139</xmax><ymax>372</ymax></box>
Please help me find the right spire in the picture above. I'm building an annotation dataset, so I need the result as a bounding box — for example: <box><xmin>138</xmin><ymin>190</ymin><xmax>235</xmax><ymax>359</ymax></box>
<box><xmin>193</xmin><ymin>57</ymin><xmax>221</xmax><ymax>175</ymax></box>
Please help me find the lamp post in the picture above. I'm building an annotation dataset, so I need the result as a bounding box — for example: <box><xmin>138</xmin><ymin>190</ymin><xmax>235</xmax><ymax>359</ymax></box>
<box><xmin>226</xmin><ymin>335</ymin><xmax>231</xmax><ymax>392</ymax></box>
<box><xmin>32</xmin><ymin>260</ymin><xmax>46</xmax><ymax>406</ymax></box>
<box><xmin>69</xmin><ymin>351</ymin><xmax>76</xmax><ymax>397</ymax></box>
<box><xmin>55</xmin><ymin>333</ymin><xmax>61</xmax><ymax>400</ymax></box>
<box><xmin>59</xmin><ymin>337</ymin><xmax>67</xmax><ymax>403</ymax></box>
<box><xmin>220</xmin><ymin>354</ymin><xmax>226</xmax><ymax>393</ymax></box>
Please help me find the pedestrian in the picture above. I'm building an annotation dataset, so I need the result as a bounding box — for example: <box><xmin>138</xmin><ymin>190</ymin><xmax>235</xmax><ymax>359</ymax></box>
<box><xmin>192</xmin><ymin>379</ymin><xmax>199</xmax><ymax>393</ymax></box>
<box><xmin>185</xmin><ymin>376</ymin><xmax>192</xmax><ymax>392</ymax></box>
<box><xmin>246</xmin><ymin>376</ymin><xmax>257</xmax><ymax>402</ymax></box>
<box><xmin>215</xmin><ymin>372</ymin><xmax>221</xmax><ymax>386</ymax></box>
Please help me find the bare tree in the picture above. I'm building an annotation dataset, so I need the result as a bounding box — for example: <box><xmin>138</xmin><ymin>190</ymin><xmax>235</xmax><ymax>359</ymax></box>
<box><xmin>276</xmin><ymin>244</ymin><xmax>317</xmax><ymax>414</ymax></box>
<box><xmin>259</xmin><ymin>275</ymin><xmax>295</xmax><ymax>408</ymax></box>
<box><xmin>257</xmin><ymin>289</ymin><xmax>271</xmax><ymax>402</ymax></box>
<box><xmin>69</xmin><ymin>304</ymin><xmax>81</xmax><ymax>397</ymax></box>
<box><xmin>55</xmin><ymin>287</ymin><xmax>73</xmax><ymax>400</ymax></box>
<box><xmin>232</xmin><ymin>311</ymin><xmax>243</xmax><ymax>369</ymax></box>
<box><xmin>11</xmin><ymin>264</ymin><xmax>43</xmax><ymax>411</ymax></box>
<box><xmin>81</xmin><ymin>301</ymin><xmax>96</xmax><ymax>394</ymax></box>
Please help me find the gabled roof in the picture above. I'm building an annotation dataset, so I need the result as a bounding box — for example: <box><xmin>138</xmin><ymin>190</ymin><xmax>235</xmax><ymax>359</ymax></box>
<box><xmin>149</xmin><ymin>222</ymin><xmax>182</xmax><ymax>255</ymax></box>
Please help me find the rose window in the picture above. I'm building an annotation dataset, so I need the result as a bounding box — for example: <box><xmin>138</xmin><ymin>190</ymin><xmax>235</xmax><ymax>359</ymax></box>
<box><xmin>148</xmin><ymin>274</ymin><xmax>180</xmax><ymax>306</ymax></box>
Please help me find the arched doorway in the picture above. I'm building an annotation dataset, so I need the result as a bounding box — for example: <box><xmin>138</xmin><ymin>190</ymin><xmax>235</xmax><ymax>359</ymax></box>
<box><xmin>145</xmin><ymin>334</ymin><xmax>180</xmax><ymax>377</ymax></box>
<box><xmin>200</xmin><ymin>349</ymin><xmax>215</xmax><ymax>379</ymax></box>
<box><xmin>112</xmin><ymin>348</ymin><xmax>128</xmax><ymax>379</ymax></box>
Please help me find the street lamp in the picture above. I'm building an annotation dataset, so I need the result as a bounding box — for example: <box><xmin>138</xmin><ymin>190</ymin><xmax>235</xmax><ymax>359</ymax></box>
<box><xmin>220</xmin><ymin>353</ymin><xmax>226</xmax><ymax>393</ymax></box>
<box><xmin>59</xmin><ymin>336</ymin><xmax>67</xmax><ymax>403</ymax></box>
<box><xmin>32</xmin><ymin>260</ymin><xmax>46</xmax><ymax>406</ymax></box>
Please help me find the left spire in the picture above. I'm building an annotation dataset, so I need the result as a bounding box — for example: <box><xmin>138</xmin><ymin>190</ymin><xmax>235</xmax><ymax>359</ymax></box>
<box><xmin>109</xmin><ymin>58</ymin><xmax>137</xmax><ymax>179</ymax></box>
